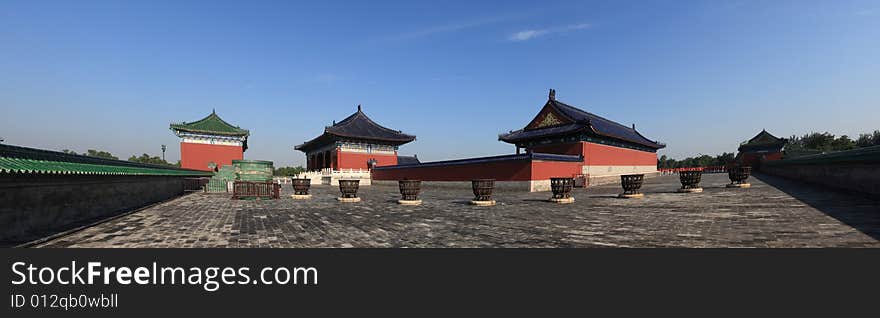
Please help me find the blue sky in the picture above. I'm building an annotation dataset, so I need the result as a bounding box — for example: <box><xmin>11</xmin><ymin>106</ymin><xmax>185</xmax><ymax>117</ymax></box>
<box><xmin>1</xmin><ymin>0</ymin><xmax>878</xmax><ymax>167</ymax></box>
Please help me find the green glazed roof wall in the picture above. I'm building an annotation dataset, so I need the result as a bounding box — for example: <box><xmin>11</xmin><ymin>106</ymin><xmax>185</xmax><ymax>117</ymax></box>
<box><xmin>0</xmin><ymin>144</ymin><xmax>212</xmax><ymax>177</ymax></box>
<box><xmin>170</xmin><ymin>111</ymin><xmax>249</xmax><ymax>137</ymax></box>
<box><xmin>0</xmin><ymin>157</ymin><xmax>212</xmax><ymax>176</ymax></box>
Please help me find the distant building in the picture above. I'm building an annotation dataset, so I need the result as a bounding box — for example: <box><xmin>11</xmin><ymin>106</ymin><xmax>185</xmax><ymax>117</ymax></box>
<box><xmin>498</xmin><ymin>89</ymin><xmax>665</xmax><ymax>177</ymax></box>
<box><xmin>295</xmin><ymin>105</ymin><xmax>415</xmax><ymax>171</ymax></box>
<box><xmin>372</xmin><ymin>89</ymin><xmax>665</xmax><ymax>191</ymax></box>
<box><xmin>737</xmin><ymin>129</ymin><xmax>787</xmax><ymax>167</ymax></box>
<box><xmin>170</xmin><ymin>110</ymin><xmax>249</xmax><ymax>171</ymax></box>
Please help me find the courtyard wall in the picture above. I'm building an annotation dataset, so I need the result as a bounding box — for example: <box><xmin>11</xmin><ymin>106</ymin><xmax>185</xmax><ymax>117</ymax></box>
<box><xmin>0</xmin><ymin>174</ymin><xmax>191</xmax><ymax>246</ymax></box>
<box><xmin>761</xmin><ymin>146</ymin><xmax>880</xmax><ymax>198</ymax></box>
<box><xmin>371</xmin><ymin>153</ymin><xmax>583</xmax><ymax>192</ymax></box>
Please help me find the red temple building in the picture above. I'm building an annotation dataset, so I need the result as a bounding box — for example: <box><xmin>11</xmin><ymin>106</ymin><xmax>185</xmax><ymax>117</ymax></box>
<box><xmin>170</xmin><ymin>110</ymin><xmax>249</xmax><ymax>171</ymax></box>
<box><xmin>295</xmin><ymin>105</ymin><xmax>416</xmax><ymax>171</ymax></box>
<box><xmin>372</xmin><ymin>89</ymin><xmax>665</xmax><ymax>191</ymax></box>
<box><xmin>737</xmin><ymin>129</ymin><xmax>787</xmax><ymax>167</ymax></box>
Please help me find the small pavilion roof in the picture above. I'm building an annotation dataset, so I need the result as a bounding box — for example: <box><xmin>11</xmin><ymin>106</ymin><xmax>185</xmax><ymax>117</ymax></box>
<box><xmin>170</xmin><ymin>110</ymin><xmax>249</xmax><ymax>137</ymax></box>
<box><xmin>499</xmin><ymin>90</ymin><xmax>665</xmax><ymax>149</ymax></box>
<box><xmin>296</xmin><ymin>105</ymin><xmax>415</xmax><ymax>152</ymax></box>
<box><xmin>738</xmin><ymin>129</ymin><xmax>788</xmax><ymax>152</ymax></box>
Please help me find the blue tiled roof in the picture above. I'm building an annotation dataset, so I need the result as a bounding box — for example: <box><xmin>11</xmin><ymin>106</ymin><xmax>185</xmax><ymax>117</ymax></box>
<box><xmin>296</xmin><ymin>105</ymin><xmax>415</xmax><ymax>152</ymax></box>
<box><xmin>499</xmin><ymin>96</ymin><xmax>665</xmax><ymax>149</ymax></box>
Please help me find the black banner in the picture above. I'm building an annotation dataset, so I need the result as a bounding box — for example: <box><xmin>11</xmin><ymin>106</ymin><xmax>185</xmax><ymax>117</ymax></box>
<box><xmin>3</xmin><ymin>249</ymin><xmax>879</xmax><ymax>316</ymax></box>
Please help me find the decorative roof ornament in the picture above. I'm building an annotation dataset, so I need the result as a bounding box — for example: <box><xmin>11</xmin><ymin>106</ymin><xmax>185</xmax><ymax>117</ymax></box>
<box><xmin>535</xmin><ymin>112</ymin><xmax>563</xmax><ymax>128</ymax></box>
<box><xmin>549</xmin><ymin>89</ymin><xmax>556</xmax><ymax>101</ymax></box>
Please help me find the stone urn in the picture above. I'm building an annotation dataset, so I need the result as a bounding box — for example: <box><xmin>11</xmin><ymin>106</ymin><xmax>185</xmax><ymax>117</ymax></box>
<box><xmin>398</xmin><ymin>180</ymin><xmax>422</xmax><ymax>205</ymax></box>
<box><xmin>727</xmin><ymin>166</ymin><xmax>752</xmax><ymax>188</ymax></box>
<box><xmin>471</xmin><ymin>179</ymin><xmax>496</xmax><ymax>206</ymax></box>
<box><xmin>619</xmin><ymin>174</ymin><xmax>645</xmax><ymax>198</ymax></box>
<box><xmin>291</xmin><ymin>178</ymin><xmax>312</xmax><ymax>199</ymax></box>
<box><xmin>337</xmin><ymin>179</ymin><xmax>361</xmax><ymax>202</ymax></box>
<box><xmin>677</xmin><ymin>170</ymin><xmax>703</xmax><ymax>193</ymax></box>
<box><xmin>549</xmin><ymin>177</ymin><xmax>575</xmax><ymax>203</ymax></box>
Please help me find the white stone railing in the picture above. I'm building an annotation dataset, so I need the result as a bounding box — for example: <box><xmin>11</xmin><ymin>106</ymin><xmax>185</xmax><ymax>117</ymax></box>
<box><xmin>294</xmin><ymin>169</ymin><xmax>371</xmax><ymax>185</ymax></box>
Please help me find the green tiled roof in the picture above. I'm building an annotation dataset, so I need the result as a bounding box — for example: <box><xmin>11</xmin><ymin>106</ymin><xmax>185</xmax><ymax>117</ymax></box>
<box><xmin>0</xmin><ymin>157</ymin><xmax>212</xmax><ymax>176</ymax></box>
<box><xmin>0</xmin><ymin>144</ymin><xmax>212</xmax><ymax>176</ymax></box>
<box><xmin>170</xmin><ymin>110</ymin><xmax>249</xmax><ymax>137</ymax></box>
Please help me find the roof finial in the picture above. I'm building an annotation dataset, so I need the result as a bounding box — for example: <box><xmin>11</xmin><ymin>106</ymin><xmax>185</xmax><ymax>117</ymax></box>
<box><xmin>357</xmin><ymin>104</ymin><xmax>362</xmax><ymax>112</ymax></box>
<box><xmin>549</xmin><ymin>89</ymin><xmax>556</xmax><ymax>100</ymax></box>
<box><xmin>632</xmin><ymin>123</ymin><xmax>636</xmax><ymax>130</ymax></box>
<box><xmin>212</xmin><ymin>108</ymin><xmax>216</xmax><ymax>114</ymax></box>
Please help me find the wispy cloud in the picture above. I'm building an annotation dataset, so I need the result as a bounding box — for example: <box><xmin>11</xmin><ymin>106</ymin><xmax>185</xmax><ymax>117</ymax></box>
<box><xmin>375</xmin><ymin>13</ymin><xmax>528</xmax><ymax>42</ymax></box>
<box><xmin>855</xmin><ymin>9</ymin><xmax>876</xmax><ymax>16</ymax></box>
<box><xmin>508</xmin><ymin>23</ymin><xmax>591</xmax><ymax>42</ymax></box>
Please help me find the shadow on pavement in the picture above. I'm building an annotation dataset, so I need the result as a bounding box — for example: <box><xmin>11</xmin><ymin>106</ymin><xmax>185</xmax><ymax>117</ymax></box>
<box><xmin>754</xmin><ymin>173</ymin><xmax>880</xmax><ymax>241</ymax></box>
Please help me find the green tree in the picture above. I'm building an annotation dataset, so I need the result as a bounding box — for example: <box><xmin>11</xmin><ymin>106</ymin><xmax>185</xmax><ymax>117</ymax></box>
<box><xmin>801</xmin><ymin>132</ymin><xmax>836</xmax><ymax>151</ymax></box>
<box><xmin>856</xmin><ymin>130</ymin><xmax>880</xmax><ymax>147</ymax></box>
<box><xmin>274</xmin><ymin>166</ymin><xmax>306</xmax><ymax>176</ymax></box>
<box><xmin>128</xmin><ymin>153</ymin><xmax>175</xmax><ymax>166</ymax></box>
<box><xmin>714</xmin><ymin>152</ymin><xmax>735</xmax><ymax>165</ymax></box>
<box><xmin>788</xmin><ymin>131</ymin><xmax>866</xmax><ymax>152</ymax></box>
<box><xmin>61</xmin><ymin>148</ymin><xmax>119</xmax><ymax>159</ymax></box>
<box><xmin>830</xmin><ymin>135</ymin><xmax>856</xmax><ymax>151</ymax></box>
<box><xmin>658</xmin><ymin>152</ymin><xmax>736</xmax><ymax>169</ymax></box>
<box><xmin>85</xmin><ymin>149</ymin><xmax>118</xmax><ymax>160</ymax></box>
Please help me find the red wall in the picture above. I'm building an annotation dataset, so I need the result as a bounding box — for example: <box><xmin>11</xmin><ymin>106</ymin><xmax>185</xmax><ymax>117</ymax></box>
<box><xmin>180</xmin><ymin>143</ymin><xmax>243</xmax><ymax>171</ymax></box>
<box><xmin>582</xmin><ymin>143</ymin><xmax>656</xmax><ymax>166</ymax></box>
<box><xmin>372</xmin><ymin>142</ymin><xmax>656</xmax><ymax>182</ymax></box>
<box><xmin>529</xmin><ymin>143</ymin><xmax>582</xmax><ymax>156</ymax></box>
<box><xmin>372</xmin><ymin>159</ymin><xmax>533</xmax><ymax>181</ymax></box>
<box><xmin>530</xmin><ymin>161</ymin><xmax>583</xmax><ymax>179</ymax></box>
<box><xmin>371</xmin><ymin>159</ymin><xmax>583</xmax><ymax>181</ymax></box>
<box><xmin>529</xmin><ymin>142</ymin><xmax>657</xmax><ymax>166</ymax></box>
<box><xmin>336</xmin><ymin>150</ymin><xmax>398</xmax><ymax>170</ymax></box>
<box><xmin>741</xmin><ymin>152</ymin><xmax>783</xmax><ymax>166</ymax></box>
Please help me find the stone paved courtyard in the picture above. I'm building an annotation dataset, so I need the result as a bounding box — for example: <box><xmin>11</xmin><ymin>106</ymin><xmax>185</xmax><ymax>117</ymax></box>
<box><xmin>37</xmin><ymin>174</ymin><xmax>880</xmax><ymax>248</ymax></box>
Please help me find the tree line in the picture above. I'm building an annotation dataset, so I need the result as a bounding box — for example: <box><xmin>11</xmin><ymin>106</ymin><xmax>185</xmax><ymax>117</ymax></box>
<box><xmin>659</xmin><ymin>129</ymin><xmax>879</xmax><ymax>169</ymax></box>
<box><xmin>61</xmin><ymin>149</ymin><xmax>179</xmax><ymax>167</ymax></box>
<box><xmin>274</xmin><ymin>166</ymin><xmax>306</xmax><ymax>176</ymax></box>
<box><xmin>787</xmin><ymin>130</ymin><xmax>880</xmax><ymax>153</ymax></box>
<box><xmin>658</xmin><ymin>153</ymin><xmax>735</xmax><ymax>169</ymax></box>
<box><xmin>60</xmin><ymin>148</ymin><xmax>311</xmax><ymax>174</ymax></box>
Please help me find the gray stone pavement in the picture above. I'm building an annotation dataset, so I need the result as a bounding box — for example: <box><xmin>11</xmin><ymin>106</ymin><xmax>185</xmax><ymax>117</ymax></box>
<box><xmin>37</xmin><ymin>173</ymin><xmax>880</xmax><ymax>248</ymax></box>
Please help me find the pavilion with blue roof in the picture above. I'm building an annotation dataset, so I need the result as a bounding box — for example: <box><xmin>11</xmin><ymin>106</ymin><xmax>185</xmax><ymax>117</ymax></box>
<box><xmin>372</xmin><ymin>89</ymin><xmax>666</xmax><ymax>191</ymax></box>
